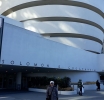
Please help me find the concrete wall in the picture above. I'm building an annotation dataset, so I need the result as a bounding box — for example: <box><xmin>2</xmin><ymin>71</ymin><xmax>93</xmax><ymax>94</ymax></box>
<box><xmin>73</xmin><ymin>84</ymin><xmax>104</xmax><ymax>91</ymax></box>
<box><xmin>1</xmin><ymin>0</ymin><xmax>103</xmax><ymax>13</ymax></box>
<box><xmin>72</xmin><ymin>0</ymin><xmax>104</xmax><ymax>12</ymax></box>
<box><xmin>0</xmin><ymin>0</ymin><xmax>103</xmax><ymax>53</ymax></box>
<box><xmin>0</xmin><ymin>15</ymin><xmax>23</xmax><ymax>28</ymax></box>
<box><xmin>0</xmin><ymin>22</ymin><xmax>98</xmax><ymax>72</ymax></box>
<box><xmin>0</xmin><ymin>16</ymin><xmax>103</xmax><ymax>85</ymax></box>
<box><xmin>97</xmin><ymin>54</ymin><xmax>104</xmax><ymax>72</ymax></box>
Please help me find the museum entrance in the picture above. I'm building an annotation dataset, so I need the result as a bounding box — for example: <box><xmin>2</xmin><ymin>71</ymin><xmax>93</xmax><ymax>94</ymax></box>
<box><xmin>0</xmin><ymin>74</ymin><xmax>28</xmax><ymax>90</ymax></box>
<box><xmin>0</xmin><ymin>74</ymin><xmax>16</xmax><ymax>89</ymax></box>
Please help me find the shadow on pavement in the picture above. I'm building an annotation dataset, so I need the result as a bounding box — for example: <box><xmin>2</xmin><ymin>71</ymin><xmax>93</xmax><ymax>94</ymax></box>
<box><xmin>0</xmin><ymin>89</ymin><xmax>29</xmax><ymax>95</ymax></box>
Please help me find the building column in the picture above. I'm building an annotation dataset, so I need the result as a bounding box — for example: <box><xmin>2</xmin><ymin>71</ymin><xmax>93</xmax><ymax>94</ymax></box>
<box><xmin>16</xmin><ymin>72</ymin><xmax>22</xmax><ymax>90</ymax></box>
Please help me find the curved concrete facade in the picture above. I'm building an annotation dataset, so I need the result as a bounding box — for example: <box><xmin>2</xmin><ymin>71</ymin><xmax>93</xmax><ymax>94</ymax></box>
<box><xmin>1</xmin><ymin>12</ymin><xmax>104</xmax><ymax>90</ymax></box>
<box><xmin>0</xmin><ymin>0</ymin><xmax>104</xmax><ymax>54</ymax></box>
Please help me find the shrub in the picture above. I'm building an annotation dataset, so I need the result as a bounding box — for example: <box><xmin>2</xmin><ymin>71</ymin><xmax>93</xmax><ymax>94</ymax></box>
<box><xmin>28</xmin><ymin>76</ymin><xmax>71</xmax><ymax>89</ymax></box>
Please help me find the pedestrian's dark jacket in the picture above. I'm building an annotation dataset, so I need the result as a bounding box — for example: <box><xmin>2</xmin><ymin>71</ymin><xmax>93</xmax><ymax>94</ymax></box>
<box><xmin>46</xmin><ymin>86</ymin><xmax>58</xmax><ymax>100</ymax></box>
<box><xmin>78</xmin><ymin>81</ymin><xmax>83</xmax><ymax>88</ymax></box>
<box><xmin>96</xmin><ymin>81</ymin><xmax>100</xmax><ymax>86</ymax></box>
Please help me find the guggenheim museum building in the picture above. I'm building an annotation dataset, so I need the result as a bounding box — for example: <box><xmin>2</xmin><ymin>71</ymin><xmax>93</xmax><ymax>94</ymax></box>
<box><xmin>0</xmin><ymin>0</ymin><xmax>104</xmax><ymax>90</ymax></box>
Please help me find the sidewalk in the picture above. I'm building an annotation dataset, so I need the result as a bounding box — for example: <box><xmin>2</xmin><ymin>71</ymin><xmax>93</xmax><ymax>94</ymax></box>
<box><xmin>0</xmin><ymin>90</ymin><xmax>104</xmax><ymax>100</ymax></box>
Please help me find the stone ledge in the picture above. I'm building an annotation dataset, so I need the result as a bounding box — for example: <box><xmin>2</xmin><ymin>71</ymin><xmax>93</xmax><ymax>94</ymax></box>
<box><xmin>28</xmin><ymin>88</ymin><xmax>77</xmax><ymax>95</ymax></box>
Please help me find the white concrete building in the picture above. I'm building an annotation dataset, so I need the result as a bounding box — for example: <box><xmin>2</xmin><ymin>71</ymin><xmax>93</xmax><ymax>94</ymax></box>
<box><xmin>0</xmin><ymin>0</ymin><xmax>104</xmax><ymax>90</ymax></box>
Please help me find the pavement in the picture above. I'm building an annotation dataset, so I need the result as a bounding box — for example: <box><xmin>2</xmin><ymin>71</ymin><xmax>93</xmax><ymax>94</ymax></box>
<box><xmin>0</xmin><ymin>90</ymin><xmax>104</xmax><ymax>100</ymax></box>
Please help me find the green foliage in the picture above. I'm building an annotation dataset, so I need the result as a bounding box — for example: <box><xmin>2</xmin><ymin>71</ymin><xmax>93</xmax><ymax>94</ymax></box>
<box><xmin>57</xmin><ymin>77</ymin><xmax>71</xmax><ymax>88</ymax></box>
<box><xmin>28</xmin><ymin>76</ymin><xmax>71</xmax><ymax>88</ymax></box>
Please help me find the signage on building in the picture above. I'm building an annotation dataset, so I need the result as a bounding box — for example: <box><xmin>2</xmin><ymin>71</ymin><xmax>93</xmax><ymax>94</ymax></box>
<box><xmin>1</xmin><ymin>59</ymin><xmax>94</xmax><ymax>72</ymax></box>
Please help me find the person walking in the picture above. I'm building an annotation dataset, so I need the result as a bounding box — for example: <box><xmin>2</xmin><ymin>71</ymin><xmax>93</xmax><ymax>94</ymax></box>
<box><xmin>96</xmin><ymin>80</ymin><xmax>100</xmax><ymax>91</ymax></box>
<box><xmin>46</xmin><ymin>81</ymin><xmax>58</xmax><ymax>100</ymax></box>
<box><xmin>77</xmin><ymin>79</ymin><xmax>83</xmax><ymax>96</ymax></box>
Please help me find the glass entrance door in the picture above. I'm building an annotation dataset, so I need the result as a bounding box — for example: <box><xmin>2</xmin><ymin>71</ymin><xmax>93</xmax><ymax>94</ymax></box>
<box><xmin>3</xmin><ymin>74</ymin><xmax>16</xmax><ymax>89</ymax></box>
<box><xmin>22</xmin><ymin>76</ymin><xmax>28</xmax><ymax>90</ymax></box>
<box><xmin>0</xmin><ymin>75</ymin><xmax>3</xmax><ymax>88</ymax></box>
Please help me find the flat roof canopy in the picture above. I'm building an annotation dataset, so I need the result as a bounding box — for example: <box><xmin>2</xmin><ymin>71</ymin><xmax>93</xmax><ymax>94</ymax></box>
<box><xmin>0</xmin><ymin>64</ymin><xmax>86</xmax><ymax>74</ymax></box>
